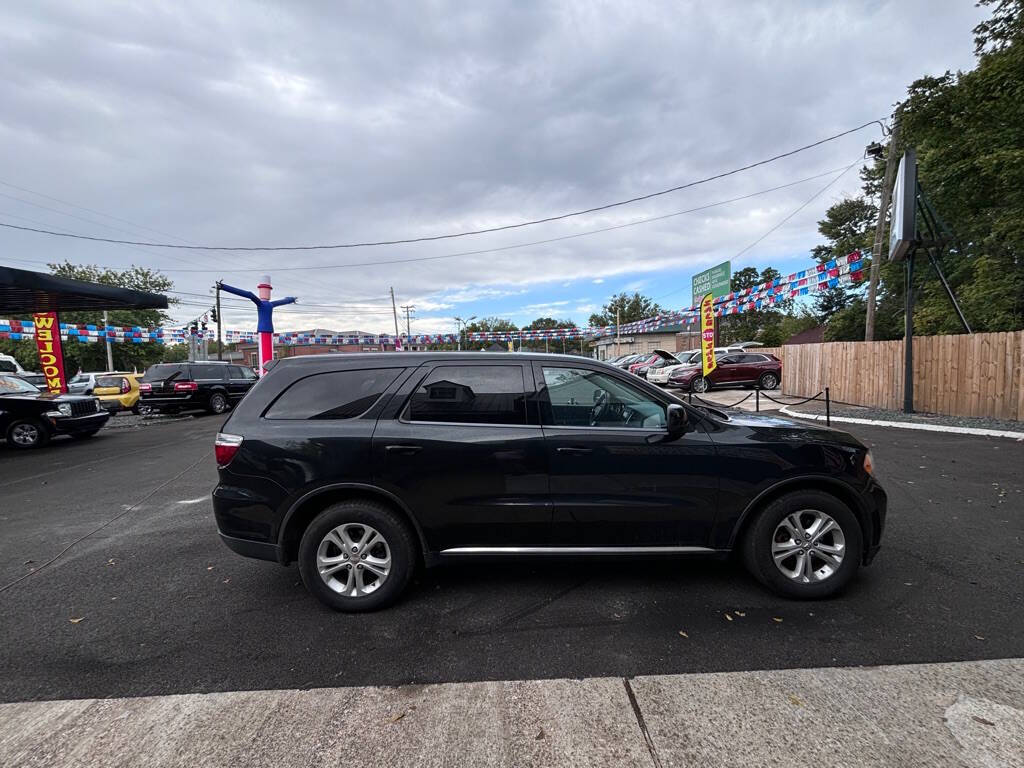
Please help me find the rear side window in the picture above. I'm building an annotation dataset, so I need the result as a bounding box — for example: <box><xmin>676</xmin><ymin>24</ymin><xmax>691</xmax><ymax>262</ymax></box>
<box><xmin>229</xmin><ymin>365</ymin><xmax>257</xmax><ymax>380</ymax></box>
<box><xmin>266</xmin><ymin>368</ymin><xmax>402</xmax><ymax>420</ymax></box>
<box><xmin>192</xmin><ymin>364</ymin><xmax>226</xmax><ymax>380</ymax></box>
<box><xmin>407</xmin><ymin>365</ymin><xmax>526</xmax><ymax>425</ymax></box>
<box><xmin>141</xmin><ymin>363</ymin><xmax>187</xmax><ymax>382</ymax></box>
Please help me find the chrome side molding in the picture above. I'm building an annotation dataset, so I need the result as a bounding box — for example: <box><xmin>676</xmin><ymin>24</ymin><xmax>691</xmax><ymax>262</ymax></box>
<box><xmin>439</xmin><ymin>546</ymin><xmax>721</xmax><ymax>556</ymax></box>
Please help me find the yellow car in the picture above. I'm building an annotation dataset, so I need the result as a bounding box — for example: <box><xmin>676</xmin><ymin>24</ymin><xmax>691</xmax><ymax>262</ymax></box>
<box><xmin>92</xmin><ymin>372</ymin><xmax>142</xmax><ymax>414</ymax></box>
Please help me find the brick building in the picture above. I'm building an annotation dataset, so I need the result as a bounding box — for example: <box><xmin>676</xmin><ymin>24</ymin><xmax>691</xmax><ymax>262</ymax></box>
<box><xmin>591</xmin><ymin>326</ymin><xmax>702</xmax><ymax>361</ymax></box>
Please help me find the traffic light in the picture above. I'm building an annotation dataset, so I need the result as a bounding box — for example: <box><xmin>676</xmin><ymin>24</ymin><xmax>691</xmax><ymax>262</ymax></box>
<box><xmin>210</xmin><ymin>307</ymin><xmax>218</xmax><ymax>323</ymax></box>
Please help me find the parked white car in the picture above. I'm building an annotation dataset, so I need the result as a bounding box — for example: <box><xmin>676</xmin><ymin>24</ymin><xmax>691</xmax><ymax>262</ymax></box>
<box><xmin>647</xmin><ymin>347</ymin><xmax>736</xmax><ymax>386</ymax></box>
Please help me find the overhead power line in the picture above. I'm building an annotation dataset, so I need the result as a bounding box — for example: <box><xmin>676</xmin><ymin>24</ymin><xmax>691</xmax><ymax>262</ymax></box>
<box><xmin>3</xmin><ymin>164</ymin><xmax>857</xmax><ymax>276</ymax></box>
<box><xmin>0</xmin><ymin>120</ymin><xmax>883</xmax><ymax>253</ymax></box>
<box><xmin>656</xmin><ymin>159</ymin><xmax>861</xmax><ymax>300</ymax></box>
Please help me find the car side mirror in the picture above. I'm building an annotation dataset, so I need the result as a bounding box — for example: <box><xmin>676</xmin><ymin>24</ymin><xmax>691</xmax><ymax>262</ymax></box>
<box><xmin>666</xmin><ymin>404</ymin><xmax>688</xmax><ymax>436</ymax></box>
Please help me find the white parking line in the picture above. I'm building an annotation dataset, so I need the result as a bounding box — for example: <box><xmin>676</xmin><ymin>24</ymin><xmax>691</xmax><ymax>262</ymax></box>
<box><xmin>780</xmin><ymin>407</ymin><xmax>1024</xmax><ymax>440</ymax></box>
<box><xmin>176</xmin><ymin>497</ymin><xmax>208</xmax><ymax>505</ymax></box>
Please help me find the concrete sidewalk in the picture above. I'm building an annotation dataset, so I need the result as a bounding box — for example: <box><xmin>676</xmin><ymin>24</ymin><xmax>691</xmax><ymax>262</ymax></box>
<box><xmin>2</xmin><ymin>659</ymin><xmax>1020</xmax><ymax>767</ymax></box>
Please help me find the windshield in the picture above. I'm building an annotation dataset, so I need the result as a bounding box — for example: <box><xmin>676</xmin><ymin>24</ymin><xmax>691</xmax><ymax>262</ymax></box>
<box><xmin>142</xmin><ymin>364</ymin><xmax>186</xmax><ymax>382</ymax></box>
<box><xmin>0</xmin><ymin>374</ymin><xmax>42</xmax><ymax>394</ymax></box>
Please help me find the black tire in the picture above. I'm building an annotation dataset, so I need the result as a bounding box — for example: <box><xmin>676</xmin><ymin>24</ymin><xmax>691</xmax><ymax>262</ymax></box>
<box><xmin>741</xmin><ymin>490</ymin><xmax>862</xmax><ymax>599</ymax></box>
<box><xmin>207</xmin><ymin>391</ymin><xmax>229</xmax><ymax>415</ymax></box>
<box><xmin>298</xmin><ymin>501</ymin><xmax>417</xmax><ymax>612</ymax></box>
<box><xmin>5</xmin><ymin>419</ymin><xmax>50</xmax><ymax>450</ymax></box>
<box><xmin>758</xmin><ymin>372</ymin><xmax>780</xmax><ymax>390</ymax></box>
<box><xmin>71</xmin><ymin>429</ymin><xmax>101</xmax><ymax>440</ymax></box>
<box><xmin>690</xmin><ymin>376</ymin><xmax>709</xmax><ymax>394</ymax></box>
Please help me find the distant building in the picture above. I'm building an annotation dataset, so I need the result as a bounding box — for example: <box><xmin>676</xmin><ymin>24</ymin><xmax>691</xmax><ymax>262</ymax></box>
<box><xmin>784</xmin><ymin>325</ymin><xmax>825</xmax><ymax>345</ymax></box>
<box><xmin>591</xmin><ymin>325</ymin><xmax>701</xmax><ymax>361</ymax></box>
<box><xmin>233</xmin><ymin>328</ymin><xmax>427</xmax><ymax>369</ymax></box>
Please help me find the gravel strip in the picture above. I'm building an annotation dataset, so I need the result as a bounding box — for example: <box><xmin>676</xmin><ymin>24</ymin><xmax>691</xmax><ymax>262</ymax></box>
<box><xmin>102</xmin><ymin>412</ymin><xmax>196</xmax><ymax>430</ymax></box>
<box><xmin>784</xmin><ymin>398</ymin><xmax>1024</xmax><ymax>433</ymax></box>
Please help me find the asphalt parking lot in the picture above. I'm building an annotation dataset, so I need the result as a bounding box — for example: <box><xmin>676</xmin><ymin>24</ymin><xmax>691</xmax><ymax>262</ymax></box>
<box><xmin>1</xmin><ymin>414</ymin><xmax>1021</xmax><ymax>704</ymax></box>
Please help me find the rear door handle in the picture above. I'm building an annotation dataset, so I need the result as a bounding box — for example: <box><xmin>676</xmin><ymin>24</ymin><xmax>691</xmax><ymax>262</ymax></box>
<box><xmin>556</xmin><ymin>446</ymin><xmax>592</xmax><ymax>455</ymax></box>
<box><xmin>385</xmin><ymin>444</ymin><xmax>422</xmax><ymax>455</ymax></box>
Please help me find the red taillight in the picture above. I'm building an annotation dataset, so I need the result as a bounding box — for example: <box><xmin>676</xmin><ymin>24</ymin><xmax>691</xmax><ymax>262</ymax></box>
<box><xmin>120</xmin><ymin>378</ymin><xmax>130</xmax><ymax>394</ymax></box>
<box><xmin>173</xmin><ymin>381</ymin><xmax>198</xmax><ymax>391</ymax></box>
<box><xmin>138</xmin><ymin>382</ymin><xmax>152</xmax><ymax>393</ymax></box>
<box><xmin>215</xmin><ymin>433</ymin><xmax>243</xmax><ymax>467</ymax></box>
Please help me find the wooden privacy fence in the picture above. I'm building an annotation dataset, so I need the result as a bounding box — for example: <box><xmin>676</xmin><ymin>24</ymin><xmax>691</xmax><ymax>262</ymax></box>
<box><xmin>772</xmin><ymin>331</ymin><xmax>1024</xmax><ymax>421</ymax></box>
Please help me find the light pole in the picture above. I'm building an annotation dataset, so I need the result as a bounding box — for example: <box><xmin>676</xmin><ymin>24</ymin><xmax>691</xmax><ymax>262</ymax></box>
<box><xmin>454</xmin><ymin>315</ymin><xmax>476</xmax><ymax>351</ymax></box>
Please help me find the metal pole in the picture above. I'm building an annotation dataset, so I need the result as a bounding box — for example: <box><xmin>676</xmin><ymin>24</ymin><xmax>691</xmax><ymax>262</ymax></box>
<box><xmin>825</xmin><ymin>387</ymin><xmax>831</xmax><ymax>426</ymax></box>
<box><xmin>755</xmin><ymin>386</ymin><xmax>760</xmax><ymax>412</ymax></box>
<box><xmin>216</xmin><ymin>283</ymin><xmax>223</xmax><ymax>360</ymax></box>
<box><xmin>866</xmin><ymin>118</ymin><xmax>901</xmax><ymax>341</ymax></box>
<box><xmin>903</xmin><ymin>252</ymin><xmax>915</xmax><ymax>413</ymax></box>
<box><xmin>615</xmin><ymin>308</ymin><xmax>620</xmax><ymax>358</ymax></box>
<box><xmin>390</xmin><ymin>287</ymin><xmax>401</xmax><ymax>351</ymax></box>
<box><xmin>103</xmin><ymin>310</ymin><xmax>114</xmax><ymax>371</ymax></box>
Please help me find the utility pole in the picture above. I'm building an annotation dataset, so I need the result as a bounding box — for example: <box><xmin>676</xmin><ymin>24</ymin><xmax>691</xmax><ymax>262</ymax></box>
<box><xmin>401</xmin><ymin>304</ymin><xmax>415</xmax><ymax>347</ymax></box>
<box><xmin>389</xmin><ymin>287</ymin><xmax>401</xmax><ymax>351</ymax></box>
<box><xmin>615</xmin><ymin>307</ymin><xmax>621</xmax><ymax>358</ymax></box>
<box><xmin>865</xmin><ymin>117</ymin><xmax>901</xmax><ymax>341</ymax></box>
<box><xmin>215</xmin><ymin>282</ymin><xmax>223</xmax><ymax>360</ymax></box>
<box><xmin>102</xmin><ymin>310</ymin><xmax>114</xmax><ymax>371</ymax></box>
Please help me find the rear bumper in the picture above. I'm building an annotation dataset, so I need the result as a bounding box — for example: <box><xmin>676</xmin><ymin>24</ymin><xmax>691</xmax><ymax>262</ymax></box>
<box><xmin>218</xmin><ymin>531</ymin><xmax>281</xmax><ymax>563</ymax></box>
<box><xmin>140</xmin><ymin>394</ymin><xmax>201</xmax><ymax>410</ymax></box>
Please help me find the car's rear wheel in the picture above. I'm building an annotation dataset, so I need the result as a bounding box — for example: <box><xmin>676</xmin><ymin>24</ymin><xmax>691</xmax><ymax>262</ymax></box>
<box><xmin>207</xmin><ymin>391</ymin><xmax>228</xmax><ymax>415</ymax></box>
<box><xmin>298</xmin><ymin>501</ymin><xmax>417</xmax><ymax>612</ymax></box>
<box><xmin>690</xmin><ymin>376</ymin><xmax>709</xmax><ymax>393</ymax></box>
<box><xmin>742</xmin><ymin>490</ymin><xmax>862</xmax><ymax>599</ymax></box>
<box><xmin>6</xmin><ymin>419</ymin><xmax>50</xmax><ymax>449</ymax></box>
<box><xmin>758</xmin><ymin>372</ymin><xmax>779</xmax><ymax>390</ymax></box>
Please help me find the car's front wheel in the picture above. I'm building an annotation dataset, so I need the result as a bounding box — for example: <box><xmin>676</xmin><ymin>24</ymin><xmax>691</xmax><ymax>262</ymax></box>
<box><xmin>742</xmin><ymin>490</ymin><xmax>862</xmax><ymax>599</ymax></box>
<box><xmin>5</xmin><ymin>419</ymin><xmax>50</xmax><ymax>449</ymax></box>
<box><xmin>298</xmin><ymin>501</ymin><xmax>417</xmax><ymax>612</ymax></box>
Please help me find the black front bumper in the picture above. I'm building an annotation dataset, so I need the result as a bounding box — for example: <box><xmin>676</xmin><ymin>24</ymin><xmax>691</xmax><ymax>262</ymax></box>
<box><xmin>52</xmin><ymin>411</ymin><xmax>110</xmax><ymax>434</ymax></box>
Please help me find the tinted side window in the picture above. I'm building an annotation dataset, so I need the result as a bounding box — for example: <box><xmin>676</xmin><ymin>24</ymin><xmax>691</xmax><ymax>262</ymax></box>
<box><xmin>407</xmin><ymin>365</ymin><xmax>526</xmax><ymax>425</ymax></box>
<box><xmin>228</xmin><ymin>366</ymin><xmax>247</xmax><ymax>379</ymax></box>
<box><xmin>191</xmin><ymin>364</ymin><xmax>226</xmax><ymax>380</ymax></box>
<box><xmin>266</xmin><ymin>368</ymin><xmax>402</xmax><ymax>419</ymax></box>
<box><xmin>141</xmin><ymin>363</ymin><xmax>187</xmax><ymax>382</ymax></box>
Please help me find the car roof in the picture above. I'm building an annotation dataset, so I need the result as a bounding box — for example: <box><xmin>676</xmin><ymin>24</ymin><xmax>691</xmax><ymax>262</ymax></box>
<box><xmin>272</xmin><ymin>351</ymin><xmax>612</xmax><ymax>367</ymax></box>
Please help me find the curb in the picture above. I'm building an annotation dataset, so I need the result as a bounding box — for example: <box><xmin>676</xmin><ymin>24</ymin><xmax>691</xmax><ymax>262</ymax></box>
<box><xmin>779</xmin><ymin>406</ymin><xmax>1024</xmax><ymax>441</ymax></box>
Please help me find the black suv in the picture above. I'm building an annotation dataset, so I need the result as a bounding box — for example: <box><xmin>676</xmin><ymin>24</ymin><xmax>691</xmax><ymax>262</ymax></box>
<box><xmin>213</xmin><ymin>353</ymin><xmax>886</xmax><ymax>611</ymax></box>
<box><xmin>0</xmin><ymin>373</ymin><xmax>110</xmax><ymax>449</ymax></box>
<box><xmin>138</xmin><ymin>361</ymin><xmax>257</xmax><ymax>415</ymax></box>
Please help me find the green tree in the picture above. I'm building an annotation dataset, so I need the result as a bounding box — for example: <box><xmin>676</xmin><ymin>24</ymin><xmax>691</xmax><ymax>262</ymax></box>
<box><xmin>588</xmin><ymin>292</ymin><xmax>663</xmax><ymax>328</ymax></box>
<box><xmin>720</xmin><ymin>267</ymin><xmax>791</xmax><ymax>345</ymax></box>
<box><xmin>46</xmin><ymin>261</ymin><xmax>177</xmax><ymax>373</ymax></box>
<box><xmin>520</xmin><ymin>316</ymin><xmax>578</xmax><ymax>352</ymax></box>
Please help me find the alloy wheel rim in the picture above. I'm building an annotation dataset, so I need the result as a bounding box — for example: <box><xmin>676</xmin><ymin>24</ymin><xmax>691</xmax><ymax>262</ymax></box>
<box><xmin>763</xmin><ymin>374</ymin><xmax>777</xmax><ymax>389</ymax></box>
<box><xmin>11</xmin><ymin>423</ymin><xmax>39</xmax><ymax>445</ymax></box>
<box><xmin>771</xmin><ymin>510</ymin><xmax>845</xmax><ymax>584</ymax></box>
<box><xmin>693</xmin><ymin>377</ymin><xmax>707</xmax><ymax>393</ymax></box>
<box><xmin>316</xmin><ymin>523</ymin><xmax>392</xmax><ymax>597</ymax></box>
<box><xmin>212</xmin><ymin>395</ymin><xmax>226</xmax><ymax>412</ymax></box>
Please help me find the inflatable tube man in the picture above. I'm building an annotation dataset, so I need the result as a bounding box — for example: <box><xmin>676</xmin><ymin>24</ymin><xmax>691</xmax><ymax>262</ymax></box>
<box><xmin>218</xmin><ymin>275</ymin><xmax>296</xmax><ymax>376</ymax></box>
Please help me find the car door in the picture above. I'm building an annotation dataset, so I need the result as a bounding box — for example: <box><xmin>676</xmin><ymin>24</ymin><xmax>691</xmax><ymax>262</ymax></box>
<box><xmin>534</xmin><ymin>362</ymin><xmax>719</xmax><ymax>548</ymax></box>
<box><xmin>371</xmin><ymin>362</ymin><xmax>551</xmax><ymax>551</ymax></box>
<box><xmin>711</xmin><ymin>354</ymin><xmax>743</xmax><ymax>386</ymax></box>
<box><xmin>227</xmin><ymin>365</ymin><xmax>256</xmax><ymax>402</ymax></box>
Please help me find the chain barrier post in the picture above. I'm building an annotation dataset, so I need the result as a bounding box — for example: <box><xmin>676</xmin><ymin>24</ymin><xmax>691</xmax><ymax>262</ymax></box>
<box><xmin>755</xmin><ymin>385</ymin><xmax>760</xmax><ymax>412</ymax></box>
<box><xmin>825</xmin><ymin>387</ymin><xmax>831</xmax><ymax>426</ymax></box>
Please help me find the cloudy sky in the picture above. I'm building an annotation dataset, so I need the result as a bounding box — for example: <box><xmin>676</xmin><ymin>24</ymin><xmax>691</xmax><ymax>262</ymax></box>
<box><xmin>1</xmin><ymin>1</ymin><xmax>985</xmax><ymax>335</ymax></box>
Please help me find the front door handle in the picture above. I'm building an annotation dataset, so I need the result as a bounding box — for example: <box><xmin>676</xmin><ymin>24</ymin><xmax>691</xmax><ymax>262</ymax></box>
<box><xmin>556</xmin><ymin>446</ymin><xmax>592</xmax><ymax>455</ymax></box>
<box><xmin>385</xmin><ymin>444</ymin><xmax>422</xmax><ymax>455</ymax></box>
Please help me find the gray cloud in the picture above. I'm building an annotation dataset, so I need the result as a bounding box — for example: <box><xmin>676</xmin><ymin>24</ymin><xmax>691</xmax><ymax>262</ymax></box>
<box><xmin>0</xmin><ymin>0</ymin><xmax>984</xmax><ymax>333</ymax></box>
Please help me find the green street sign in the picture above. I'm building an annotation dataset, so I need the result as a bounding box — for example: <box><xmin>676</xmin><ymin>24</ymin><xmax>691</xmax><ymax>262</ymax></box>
<box><xmin>691</xmin><ymin>261</ymin><xmax>731</xmax><ymax>306</ymax></box>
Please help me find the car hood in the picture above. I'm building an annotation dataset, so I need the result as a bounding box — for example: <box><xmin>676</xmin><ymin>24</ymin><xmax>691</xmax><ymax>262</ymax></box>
<box><xmin>667</xmin><ymin>363</ymin><xmax>700</xmax><ymax>376</ymax></box>
<box><xmin>715</xmin><ymin>411</ymin><xmax>864</xmax><ymax>449</ymax></box>
<box><xmin>0</xmin><ymin>392</ymin><xmax>97</xmax><ymax>404</ymax></box>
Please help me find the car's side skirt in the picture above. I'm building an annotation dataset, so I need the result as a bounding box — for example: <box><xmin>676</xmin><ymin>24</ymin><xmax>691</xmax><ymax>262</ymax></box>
<box><xmin>439</xmin><ymin>546</ymin><xmax>724</xmax><ymax>556</ymax></box>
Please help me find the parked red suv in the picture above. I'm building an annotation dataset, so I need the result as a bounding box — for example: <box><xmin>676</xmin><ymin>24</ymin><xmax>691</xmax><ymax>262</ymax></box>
<box><xmin>668</xmin><ymin>352</ymin><xmax>782</xmax><ymax>393</ymax></box>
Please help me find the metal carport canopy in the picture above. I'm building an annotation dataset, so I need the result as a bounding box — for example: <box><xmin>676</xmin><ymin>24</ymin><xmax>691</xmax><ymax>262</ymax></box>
<box><xmin>0</xmin><ymin>265</ymin><xmax>168</xmax><ymax>313</ymax></box>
